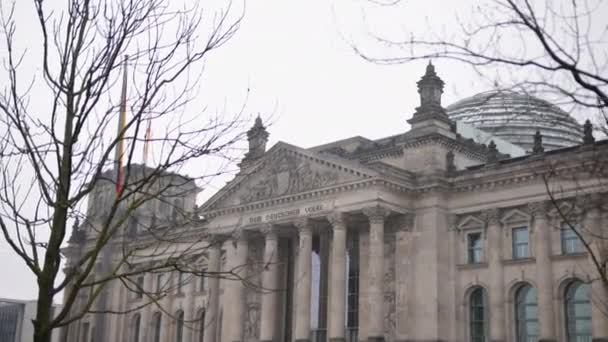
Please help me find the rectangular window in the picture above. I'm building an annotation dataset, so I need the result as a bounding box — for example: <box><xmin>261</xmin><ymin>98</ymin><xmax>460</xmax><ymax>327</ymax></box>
<box><xmin>156</xmin><ymin>274</ymin><xmax>165</xmax><ymax>294</ymax></box>
<box><xmin>177</xmin><ymin>272</ymin><xmax>185</xmax><ymax>294</ymax></box>
<box><xmin>467</xmin><ymin>233</ymin><xmax>483</xmax><ymax>264</ymax></box>
<box><xmin>135</xmin><ymin>275</ymin><xmax>145</xmax><ymax>299</ymax></box>
<box><xmin>199</xmin><ymin>268</ymin><xmax>207</xmax><ymax>292</ymax></box>
<box><xmin>512</xmin><ymin>227</ymin><xmax>529</xmax><ymax>259</ymax></box>
<box><xmin>81</xmin><ymin>322</ymin><xmax>90</xmax><ymax>342</ymax></box>
<box><xmin>561</xmin><ymin>222</ymin><xmax>584</xmax><ymax>254</ymax></box>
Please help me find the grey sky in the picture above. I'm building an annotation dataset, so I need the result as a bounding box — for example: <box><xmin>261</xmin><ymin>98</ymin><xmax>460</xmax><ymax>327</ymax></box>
<box><xmin>0</xmin><ymin>0</ymin><xmax>580</xmax><ymax>301</ymax></box>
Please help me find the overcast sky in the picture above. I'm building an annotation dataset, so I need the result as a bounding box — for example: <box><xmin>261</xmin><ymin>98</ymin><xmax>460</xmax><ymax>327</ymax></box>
<box><xmin>0</xmin><ymin>0</ymin><xmax>575</xmax><ymax>300</ymax></box>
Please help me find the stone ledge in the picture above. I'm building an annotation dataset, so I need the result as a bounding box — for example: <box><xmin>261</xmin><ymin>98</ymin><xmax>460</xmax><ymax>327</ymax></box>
<box><xmin>502</xmin><ymin>257</ymin><xmax>535</xmax><ymax>265</ymax></box>
<box><xmin>456</xmin><ymin>262</ymin><xmax>488</xmax><ymax>270</ymax></box>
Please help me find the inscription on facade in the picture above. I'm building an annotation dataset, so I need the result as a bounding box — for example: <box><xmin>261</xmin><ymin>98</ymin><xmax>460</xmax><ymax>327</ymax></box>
<box><xmin>247</xmin><ymin>203</ymin><xmax>327</xmax><ymax>224</ymax></box>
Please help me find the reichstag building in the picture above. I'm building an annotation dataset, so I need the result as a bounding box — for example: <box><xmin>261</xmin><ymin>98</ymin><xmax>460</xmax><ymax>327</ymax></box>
<box><xmin>63</xmin><ymin>64</ymin><xmax>608</xmax><ymax>342</ymax></box>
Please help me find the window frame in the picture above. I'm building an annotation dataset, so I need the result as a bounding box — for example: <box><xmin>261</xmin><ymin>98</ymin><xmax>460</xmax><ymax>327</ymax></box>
<box><xmin>564</xmin><ymin>281</ymin><xmax>592</xmax><ymax>342</ymax></box>
<box><xmin>152</xmin><ymin>312</ymin><xmax>162</xmax><ymax>342</ymax></box>
<box><xmin>467</xmin><ymin>232</ymin><xmax>483</xmax><ymax>264</ymax></box>
<box><xmin>560</xmin><ymin>222</ymin><xmax>584</xmax><ymax>255</ymax></box>
<box><xmin>469</xmin><ymin>287</ymin><xmax>488</xmax><ymax>342</ymax></box>
<box><xmin>175</xmin><ymin>310</ymin><xmax>185</xmax><ymax>342</ymax></box>
<box><xmin>512</xmin><ymin>226</ymin><xmax>530</xmax><ymax>259</ymax></box>
<box><xmin>514</xmin><ymin>284</ymin><xmax>538</xmax><ymax>342</ymax></box>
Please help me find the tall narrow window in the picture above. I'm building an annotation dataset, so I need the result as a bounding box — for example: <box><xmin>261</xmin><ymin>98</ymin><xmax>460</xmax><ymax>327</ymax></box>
<box><xmin>132</xmin><ymin>314</ymin><xmax>141</xmax><ymax>342</ymax></box>
<box><xmin>561</xmin><ymin>222</ymin><xmax>584</xmax><ymax>254</ymax></box>
<box><xmin>515</xmin><ymin>284</ymin><xmax>538</xmax><ymax>342</ymax></box>
<box><xmin>152</xmin><ymin>312</ymin><xmax>162</xmax><ymax>342</ymax></box>
<box><xmin>81</xmin><ymin>322</ymin><xmax>90</xmax><ymax>342</ymax></box>
<box><xmin>512</xmin><ymin>227</ymin><xmax>529</xmax><ymax>259</ymax></box>
<box><xmin>198</xmin><ymin>310</ymin><xmax>206</xmax><ymax>342</ymax></box>
<box><xmin>565</xmin><ymin>281</ymin><xmax>592</xmax><ymax>342</ymax></box>
<box><xmin>156</xmin><ymin>273</ymin><xmax>165</xmax><ymax>293</ymax></box>
<box><xmin>200</xmin><ymin>268</ymin><xmax>207</xmax><ymax>292</ymax></box>
<box><xmin>468</xmin><ymin>233</ymin><xmax>483</xmax><ymax>264</ymax></box>
<box><xmin>177</xmin><ymin>272</ymin><xmax>185</xmax><ymax>294</ymax></box>
<box><xmin>469</xmin><ymin>287</ymin><xmax>487</xmax><ymax>342</ymax></box>
<box><xmin>176</xmin><ymin>310</ymin><xmax>184</xmax><ymax>342</ymax></box>
<box><xmin>135</xmin><ymin>275</ymin><xmax>144</xmax><ymax>299</ymax></box>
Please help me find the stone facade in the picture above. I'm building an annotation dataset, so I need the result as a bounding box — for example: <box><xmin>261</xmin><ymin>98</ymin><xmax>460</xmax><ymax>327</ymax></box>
<box><xmin>62</xmin><ymin>64</ymin><xmax>608</xmax><ymax>342</ymax></box>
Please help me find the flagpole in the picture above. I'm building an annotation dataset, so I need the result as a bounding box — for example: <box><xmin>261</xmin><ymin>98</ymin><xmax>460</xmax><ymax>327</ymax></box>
<box><xmin>115</xmin><ymin>55</ymin><xmax>128</xmax><ymax>194</ymax></box>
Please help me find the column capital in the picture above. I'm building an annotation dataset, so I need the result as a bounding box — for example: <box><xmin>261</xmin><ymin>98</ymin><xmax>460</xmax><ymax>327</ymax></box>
<box><xmin>260</xmin><ymin>224</ymin><xmax>279</xmax><ymax>240</ymax></box>
<box><xmin>528</xmin><ymin>201</ymin><xmax>549</xmax><ymax>219</ymax></box>
<box><xmin>482</xmin><ymin>208</ymin><xmax>500</xmax><ymax>226</ymax></box>
<box><xmin>363</xmin><ymin>205</ymin><xmax>390</xmax><ymax>224</ymax></box>
<box><xmin>327</xmin><ymin>212</ymin><xmax>347</xmax><ymax>230</ymax></box>
<box><xmin>293</xmin><ymin>218</ymin><xmax>312</xmax><ymax>232</ymax></box>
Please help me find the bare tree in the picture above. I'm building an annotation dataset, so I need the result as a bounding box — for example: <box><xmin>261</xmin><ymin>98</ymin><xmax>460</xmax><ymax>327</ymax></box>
<box><xmin>349</xmin><ymin>0</ymin><xmax>608</xmax><ymax>313</ymax></box>
<box><xmin>0</xmin><ymin>1</ymin><xmax>250</xmax><ymax>341</ymax></box>
<box><xmin>350</xmin><ymin>0</ymin><xmax>608</xmax><ymax>130</ymax></box>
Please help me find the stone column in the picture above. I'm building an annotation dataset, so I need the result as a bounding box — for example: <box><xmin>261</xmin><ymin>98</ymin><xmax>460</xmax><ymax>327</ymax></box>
<box><xmin>260</xmin><ymin>225</ymin><xmax>279</xmax><ymax>342</ymax></box>
<box><xmin>529</xmin><ymin>202</ymin><xmax>556</xmax><ymax>342</ymax></box>
<box><xmin>204</xmin><ymin>237</ymin><xmax>222</xmax><ymax>342</ymax></box>
<box><xmin>294</xmin><ymin>219</ymin><xmax>312</xmax><ymax>342</ymax></box>
<box><xmin>485</xmin><ymin>208</ymin><xmax>505</xmax><ymax>342</ymax></box>
<box><xmin>394</xmin><ymin>213</ymin><xmax>415</xmax><ymax>341</ymax></box>
<box><xmin>328</xmin><ymin>212</ymin><xmax>347</xmax><ymax>342</ymax></box>
<box><xmin>586</xmin><ymin>203</ymin><xmax>608</xmax><ymax>341</ymax></box>
<box><xmin>363</xmin><ymin>206</ymin><xmax>389</xmax><ymax>342</ymax></box>
<box><xmin>221</xmin><ymin>233</ymin><xmax>249</xmax><ymax>342</ymax></box>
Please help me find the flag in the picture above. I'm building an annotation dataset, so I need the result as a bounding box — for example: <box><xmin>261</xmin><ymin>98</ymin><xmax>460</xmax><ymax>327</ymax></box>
<box><xmin>115</xmin><ymin>55</ymin><xmax>128</xmax><ymax>194</ymax></box>
<box><xmin>143</xmin><ymin>116</ymin><xmax>152</xmax><ymax>165</ymax></box>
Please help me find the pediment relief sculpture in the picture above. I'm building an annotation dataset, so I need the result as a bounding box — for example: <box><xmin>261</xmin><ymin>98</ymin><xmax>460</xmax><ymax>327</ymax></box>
<box><xmin>239</xmin><ymin>152</ymin><xmax>341</xmax><ymax>204</ymax></box>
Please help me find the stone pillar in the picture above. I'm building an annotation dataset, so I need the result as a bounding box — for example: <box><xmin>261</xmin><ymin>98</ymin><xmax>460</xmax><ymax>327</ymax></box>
<box><xmin>260</xmin><ymin>226</ymin><xmax>279</xmax><ymax>342</ymax></box>
<box><xmin>363</xmin><ymin>206</ymin><xmax>389</xmax><ymax>342</ymax></box>
<box><xmin>221</xmin><ymin>233</ymin><xmax>249</xmax><ymax>342</ymax></box>
<box><xmin>485</xmin><ymin>208</ymin><xmax>505</xmax><ymax>342</ymax></box>
<box><xmin>294</xmin><ymin>219</ymin><xmax>312</xmax><ymax>342</ymax></box>
<box><xmin>328</xmin><ymin>213</ymin><xmax>347</xmax><ymax>342</ymax></box>
<box><xmin>394</xmin><ymin>213</ymin><xmax>415</xmax><ymax>341</ymax></box>
<box><xmin>586</xmin><ymin>203</ymin><xmax>608</xmax><ymax>342</ymax></box>
<box><xmin>204</xmin><ymin>238</ymin><xmax>222</xmax><ymax>342</ymax></box>
<box><xmin>529</xmin><ymin>202</ymin><xmax>556</xmax><ymax>342</ymax></box>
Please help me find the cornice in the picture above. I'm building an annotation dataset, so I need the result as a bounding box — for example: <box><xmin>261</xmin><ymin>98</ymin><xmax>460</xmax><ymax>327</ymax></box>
<box><xmin>400</xmin><ymin>133</ymin><xmax>488</xmax><ymax>161</ymax></box>
<box><xmin>202</xmin><ymin>177</ymin><xmax>415</xmax><ymax>220</ymax></box>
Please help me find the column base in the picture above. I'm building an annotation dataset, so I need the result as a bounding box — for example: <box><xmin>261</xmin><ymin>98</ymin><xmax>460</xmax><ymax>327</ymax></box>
<box><xmin>329</xmin><ymin>338</ymin><xmax>345</xmax><ymax>342</ymax></box>
<box><xmin>294</xmin><ymin>339</ymin><xmax>310</xmax><ymax>342</ymax></box>
<box><xmin>368</xmin><ymin>337</ymin><xmax>385</xmax><ymax>342</ymax></box>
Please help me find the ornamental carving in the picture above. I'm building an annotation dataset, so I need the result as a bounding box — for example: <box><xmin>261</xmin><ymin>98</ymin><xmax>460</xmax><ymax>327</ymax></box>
<box><xmin>528</xmin><ymin>201</ymin><xmax>549</xmax><ymax>218</ymax></box>
<box><xmin>482</xmin><ymin>208</ymin><xmax>500</xmax><ymax>226</ymax></box>
<box><xmin>363</xmin><ymin>205</ymin><xmax>390</xmax><ymax>224</ymax></box>
<box><xmin>239</xmin><ymin>153</ymin><xmax>339</xmax><ymax>204</ymax></box>
<box><xmin>327</xmin><ymin>212</ymin><xmax>347</xmax><ymax>229</ymax></box>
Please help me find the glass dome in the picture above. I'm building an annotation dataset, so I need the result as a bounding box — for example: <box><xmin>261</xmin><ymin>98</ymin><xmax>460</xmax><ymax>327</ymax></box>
<box><xmin>446</xmin><ymin>90</ymin><xmax>583</xmax><ymax>151</ymax></box>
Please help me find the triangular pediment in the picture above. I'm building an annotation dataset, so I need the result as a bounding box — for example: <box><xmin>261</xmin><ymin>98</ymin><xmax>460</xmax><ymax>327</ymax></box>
<box><xmin>201</xmin><ymin>142</ymin><xmax>379</xmax><ymax>211</ymax></box>
<box><xmin>458</xmin><ymin>215</ymin><xmax>484</xmax><ymax>231</ymax></box>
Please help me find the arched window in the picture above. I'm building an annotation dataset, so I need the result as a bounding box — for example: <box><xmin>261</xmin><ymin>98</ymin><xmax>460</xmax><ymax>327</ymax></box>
<box><xmin>565</xmin><ymin>281</ymin><xmax>592</xmax><ymax>342</ymax></box>
<box><xmin>131</xmin><ymin>314</ymin><xmax>141</xmax><ymax>342</ymax></box>
<box><xmin>176</xmin><ymin>310</ymin><xmax>185</xmax><ymax>342</ymax></box>
<box><xmin>198</xmin><ymin>309</ymin><xmax>206</xmax><ymax>342</ymax></box>
<box><xmin>469</xmin><ymin>287</ymin><xmax>488</xmax><ymax>342</ymax></box>
<box><xmin>515</xmin><ymin>284</ymin><xmax>538</xmax><ymax>342</ymax></box>
<box><xmin>152</xmin><ymin>312</ymin><xmax>162</xmax><ymax>342</ymax></box>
